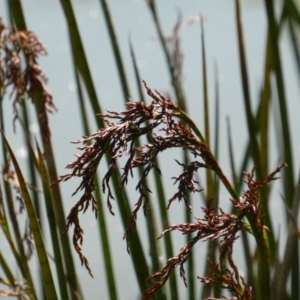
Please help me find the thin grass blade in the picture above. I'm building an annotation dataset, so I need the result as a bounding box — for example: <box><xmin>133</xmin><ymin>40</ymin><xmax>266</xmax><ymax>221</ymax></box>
<box><xmin>7</xmin><ymin>2</ymin><xmax>81</xmax><ymax>295</ymax></box>
<box><xmin>274</xmin><ymin>175</ymin><xmax>300</xmax><ymax>300</ymax></box>
<box><xmin>234</xmin><ymin>1</ymin><xmax>272</xmax><ymax>298</ymax></box>
<box><xmin>200</xmin><ymin>17</ymin><xmax>218</xmax><ymax>299</ymax></box>
<box><xmin>264</xmin><ymin>2</ymin><xmax>298</xmax><ymax>297</ymax></box>
<box><xmin>99</xmin><ymin>0</ymin><xmax>130</xmax><ymax>101</ymax></box>
<box><xmin>75</xmin><ymin>69</ymin><xmax>118</xmax><ymax>300</ymax></box>
<box><xmin>1</xmin><ymin>131</ymin><xmax>58</xmax><ymax>300</ymax></box>
<box><xmin>59</xmin><ymin>0</ymin><xmax>150</xmax><ymax>293</ymax></box>
<box><xmin>129</xmin><ymin>39</ymin><xmax>168</xmax><ymax>300</ymax></box>
<box><xmin>23</xmin><ymin>135</ymin><xmax>69</xmax><ymax>300</ymax></box>
<box><xmin>0</xmin><ymin>251</ymin><xmax>15</xmax><ymax>285</ymax></box>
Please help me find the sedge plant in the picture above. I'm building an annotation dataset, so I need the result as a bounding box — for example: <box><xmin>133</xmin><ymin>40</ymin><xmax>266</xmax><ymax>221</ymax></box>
<box><xmin>0</xmin><ymin>0</ymin><xmax>299</xmax><ymax>299</ymax></box>
<box><xmin>53</xmin><ymin>81</ymin><xmax>288</xmax><ymax>300</ymax></box>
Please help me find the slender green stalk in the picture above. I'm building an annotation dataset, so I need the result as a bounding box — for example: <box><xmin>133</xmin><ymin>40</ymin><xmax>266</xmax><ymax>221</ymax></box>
<box><xmin>1</xmin><ymin>110</ymin><xmax>36</xmax><ymax>300</ymax></box>
<box><xmin>8</xmin><ymin>1</ymin><xmax>82</xmax><ymax>297</ymax></box>
<box><xmin>287</xmin><ymin>19</ymin><xmax>300</xmax><ymax>80</ymax></box>
<box><xmin>75</xmin><ymin>69</ymin><xmax>118</xmax><ymax>300</ymax></box>
<box><xmin>263</xmin><ymin>2</ymin><xmax>298</xmax><ymax>298</ymax></box>
<box><xmin>257</xmin><ymin>27</ymin><xmax>275</xmax><ymax>261</ymax></box>
<box><xmin>7</xmin><ymin>0</ymin><xmax>26</xmax><ymax>28</ymax></box>
<box><xmin>200</xmin><ymin>18</ymin><xmax>219</xmax><ymax>299</ymax></box>
<box><xmin>129</xmin><ymin>39</ymin><xmax>168</xmax><ymax>300</ymax></box>
<box><xmin>99</xmin><ymin>8</ymin><xmax>163</xmax><ymax>293</ymax></box>
<box><xmin>59</xmin><ymin>0</ymin><xmax>150</xmax><ymax>293</ymax></box>
<box><xmin>147</xmin><ymin>0</ymin><xmax>186</xmax><ymax>110</ymax></box>
<box><xmin>226</xmin><ymin>117</ymin><xmax>238</xmax><ymax>190</ymax></box>
<box><xmin>2</xmin><ymin>157</ymin><xmax>37</xmax><ymax>300</ymax></box>
<box><xmin>1</xmin><ymin>131</ymin><xmax>58</xmax><ymax>300</ymax></box>
<box><xmin>0</xmin><ymin>251</ymin><xmax>15</xmax><ymax>284</ymax></box>
<box><xmin>213</xmin><ymin>62</ymin><xmax>220</xmax><ymax>179</ymax></box>
<box><xmin>20</xmin><ymin>100</ymin><xmax>45</xmax><ymax>299</ymax></box>
<box><xmin>263</xmin><ymin>0</ymin><xmax>295</xmax><ymax>206</ymax></box>
<box><xmin>259</xmin><ymin>32</ymin><xmax>271</xmax><ymax>181</ymax></box>
<box><xmin>200</xmin><ymin>17</ymin><xmax>214</xmax><ymax>200</ymax></box>
<box><xmin>275</xmin><ymin>178</ymin><xmax>300</xmax><ymax>300</ymax></box>
<box><xmin>233</xmin><ymin>0</ymin><xmax>262</xmax><ymax>177</ymax></box>
<box><xmin>99</xmin><ymin>0</ymin><xmax>130</xmax><ymax>101</ymax></box>
<box><xmin>27</xmin><ymin>138</ymin><xmax>69</xmax><ymax>300</ymax></box>
<box><xmin>200</xmin><ymin>19</ymin><xmax>210</xmax><ymax>149</ymax></box>
<box><xmin>234</xmin><ymin>2</ymin><xmax>279</xmax><ymax>298</ymax></box>
<box><xmin>21</xmin><ymin>100</ymin><xmax>40</xmax><ymax>216</ymax></box>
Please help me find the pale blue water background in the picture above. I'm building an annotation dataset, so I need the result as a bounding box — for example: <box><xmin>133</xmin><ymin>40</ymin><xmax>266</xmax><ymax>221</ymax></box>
<box><xmin>0</xmin><ymin>0</ymin><xmax>299</xmax><ymax>299</ymax></box>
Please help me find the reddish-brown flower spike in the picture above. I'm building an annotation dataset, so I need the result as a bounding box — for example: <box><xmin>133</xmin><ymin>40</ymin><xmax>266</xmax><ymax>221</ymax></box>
<box><xmin>231</xmin><ymin>163</ymin><xmax>287</xmax><ymax>231</ymax></box>
<box><xmin>55</xmin><ymin>82</ymin><xmax>277</xmax><ymax>287</ymax></box>
<box><xmin>167</xmin><ymin>159</ymin><xmax>205</xmax><ymax>211</ymax></box>
<box><xmin>0</xmin><ymin>21</ymin><xmax>56</xmax><ymax>145</ymax></box>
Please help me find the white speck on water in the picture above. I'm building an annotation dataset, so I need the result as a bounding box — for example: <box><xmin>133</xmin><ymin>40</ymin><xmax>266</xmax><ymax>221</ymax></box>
<box><xmin>68</xmin><ymin>82</ymin><xmax>77</xmax><ymax>92</ymax></box>
<box><xmin>29</xmin><ymin>123</ymin><xmax>39</xmax><ymax>133</ymax></box>
<box><xmin>16</xmin><ymin>146</ymin><xmax>28</xmax><ymax>158</ymax></box>
<box><xmin>89</xmin><ymin>8</ymin><xmax>99</xmax><ymax>20</ymax></box>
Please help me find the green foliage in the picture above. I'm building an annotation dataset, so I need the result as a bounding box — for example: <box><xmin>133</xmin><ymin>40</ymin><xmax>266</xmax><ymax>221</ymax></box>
<box><xmin>0</xmin><ymin>0</ymin><xmax>299</xmax><ymax>299</ymax></box>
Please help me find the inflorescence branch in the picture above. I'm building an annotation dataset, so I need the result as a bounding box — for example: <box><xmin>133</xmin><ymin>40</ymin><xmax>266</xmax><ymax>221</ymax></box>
<box><xmin>0</xmin><ymin>20</ymin><xmax>56</xmax><ymax>145</ymax></box>
<box><xmin>53</xmin><ymin>82</ymin><xmax>286</xmax><ymax>299</ymax></box>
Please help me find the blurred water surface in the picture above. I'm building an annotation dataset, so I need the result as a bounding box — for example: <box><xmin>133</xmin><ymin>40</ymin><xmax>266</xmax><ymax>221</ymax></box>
<box><xmin>1</xmin><ymin>1</ymin><xmax>299</xmax><ymax>299</ymax></box>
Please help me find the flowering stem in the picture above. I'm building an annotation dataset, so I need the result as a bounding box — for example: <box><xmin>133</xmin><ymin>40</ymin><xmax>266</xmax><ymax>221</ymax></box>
<box><xmin>179</xmin><ymin>106</ymin><xmax>271</xmax><ymax>299</ymax></box>
<box><xmin>178</xmin><ymin>108</ymin><xmax>238</xmax><ymax>200</ymax></box>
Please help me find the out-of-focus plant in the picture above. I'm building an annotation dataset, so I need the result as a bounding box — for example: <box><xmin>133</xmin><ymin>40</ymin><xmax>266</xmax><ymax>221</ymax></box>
<box><xmin>0</xmin><ymin>18</ymin><xmax>79</xmax><ymax>300</ymax></box>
